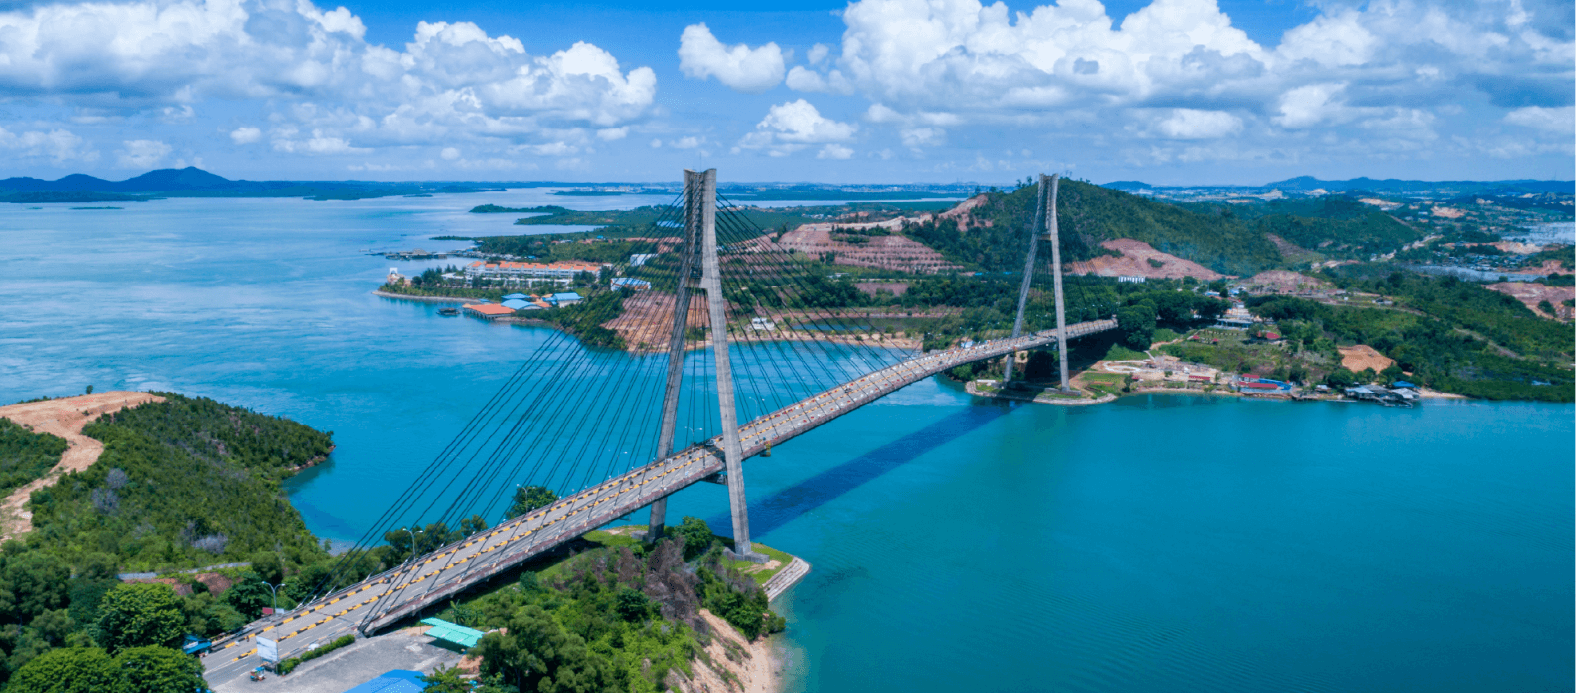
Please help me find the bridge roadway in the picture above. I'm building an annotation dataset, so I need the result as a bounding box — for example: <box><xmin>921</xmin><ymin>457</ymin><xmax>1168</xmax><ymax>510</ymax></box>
<box><xmin>203</xmin><ymin>318</ymin><xmax>1115</xmax><ymax>679</ymax></box>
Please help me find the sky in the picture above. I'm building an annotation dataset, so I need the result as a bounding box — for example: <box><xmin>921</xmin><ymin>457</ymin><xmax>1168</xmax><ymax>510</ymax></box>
<box><xmin>0</xmin><ymin>0</ymin><xmax>1571</xmax><ymax>185</ymax></box>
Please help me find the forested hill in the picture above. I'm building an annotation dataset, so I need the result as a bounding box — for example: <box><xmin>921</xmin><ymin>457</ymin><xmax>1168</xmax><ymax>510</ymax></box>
<box><xmin>902</xmin><ymin>181</ymin><xmax>1429</xmax><ymax>275</ymax></box>
<box><xmin>28</xmin><ymin>393</ymin><xmax>332</xmax><ymax>572</ymax></box>
<box><xmin>902</xmin><ymin>181</ymin><xmax>1284</xmax><ymax>275</ymax></box>
<box><xmin>0</xmin><ymin>393</ymin><xmax>335</xmax><ymax>690</ymax></box>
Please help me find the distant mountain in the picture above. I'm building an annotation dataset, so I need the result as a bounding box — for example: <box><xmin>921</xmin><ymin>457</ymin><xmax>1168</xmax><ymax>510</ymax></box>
<box><xmin>116</xmin><ymin>167</ymin><xmax>240</xmax><ymax>192</ymax></box>
<box><xmin>0</xmin><ymin>167</ymin><xmax>501</xmax><ymax>202</ymax></box>
<box><xmin>1265</xmin><ymin>176</ymin><xmax>1574</xmax><ymax>195</ymax></box>
<box><xmin>1101</xmin><ymin>181</ymin><xmax>1152</xmax><ymax>191</ymax></box>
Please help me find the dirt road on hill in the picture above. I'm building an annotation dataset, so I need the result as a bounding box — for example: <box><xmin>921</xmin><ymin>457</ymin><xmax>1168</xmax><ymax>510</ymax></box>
<box><xmin>0</xmin><ymin>391</ymin><xmax>164</xmax><ymax>541</ymax></box>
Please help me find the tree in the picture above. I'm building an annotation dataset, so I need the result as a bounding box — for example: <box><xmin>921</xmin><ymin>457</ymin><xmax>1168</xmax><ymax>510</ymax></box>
<box><xmin>96</xmin><ymin>583</ymin><xmax>184</xmax><ymax>653</ymax></box>
<box><xmin>7</xmin><ymin>647</ymin><xmax>114</xmax><ymax>693</ymax></box>
<box><xmin>249</xmin><ymin>551</ymin><xmax>284</xmax><ymax>586</ymax></box>
<box><xmin>507</xmin><ymin>486</ymin><xmax>558</xmax><ymax>519</ymax></box>
<box><xmin>1116</xmin><ymin>304</ymin><xmax>1157</xmax><ymax>351</ymax></box>
<box><xmin>1325</xmin><ymin>368</ymin><xmax>1358</xmax><ymax>389</ymax></box>
<box><xmin>1537</xmin><ymin>299</ymin><xmax>1555</xmax><ymax>316</ymax></box>
<box><xmin>0</xmin><ymin>552</ymin><xmax>70</xmax><ymax>622</ymax></box>
<box><xmin>670</xmin><ymin>516</ymin><xmax>717</xmax><ymax>560</ymax></box>
<box><xmin>475</xmin><ymin>605</ymin><xmax>621</xmax><ymax>693</ymax></box>
<box><xmin>113</xmin><ymin>646</ymin><xmax>207</xmax><ymax>693</ymax></box>
<box><xmin>460</xmin><ymin>514</ymin><xmax>489</xmax><ymax>537</ymax></box>
<box><xmin>97</xmin><ymin>582</ymin><xmax>186</xmax><ymax>652</ymax></box>
<box><xmin>223</xmin><ymin>572</ymin><xmax>274</xmax><ymax>621</ymax></box>
<box><xmin>421</xmin><ymin>664</ymin><xmax>471</xmax><ymax>693</ymax></box>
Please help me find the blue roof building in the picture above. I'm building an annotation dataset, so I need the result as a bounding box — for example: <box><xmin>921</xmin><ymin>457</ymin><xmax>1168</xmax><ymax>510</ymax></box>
<box><xmin>341</xmin><ymin>670</ymin><xmax>425</xmax><ymax>693</ymax></box>
<box><xmin>552</xmin><ymin>292</ymin><xmax>582</xmax><ymax>304</ymax></box>
<box><xmin>501</xmin><ymin>299</ymin><xmax>530</xmax><ymax>310</ymax></box>
<box><xmin>503</xmin><ymin>293</ymin><xmax>529</xmax><ymax>300</ymax></box>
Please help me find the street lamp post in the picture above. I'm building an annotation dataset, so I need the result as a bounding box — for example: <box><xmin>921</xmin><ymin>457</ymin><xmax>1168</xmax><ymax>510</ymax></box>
<box><xmin>260</xmin><ymin>581</ymin><xmax>280</xmax><ymax>615</ymax></box>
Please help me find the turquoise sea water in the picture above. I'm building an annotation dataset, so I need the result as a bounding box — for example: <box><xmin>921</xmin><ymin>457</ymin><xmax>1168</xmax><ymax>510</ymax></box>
<box><xmin>1</xmin><ymin>195</ymin><xmax>1570</xmax><ymax>692</ymax></box>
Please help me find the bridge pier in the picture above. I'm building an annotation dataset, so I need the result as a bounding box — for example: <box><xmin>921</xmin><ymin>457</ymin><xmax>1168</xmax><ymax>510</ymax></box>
<box><xmin>645</xmin><ymin>169</ymin><xmax>705</xmax><ymax>544</ymax></box>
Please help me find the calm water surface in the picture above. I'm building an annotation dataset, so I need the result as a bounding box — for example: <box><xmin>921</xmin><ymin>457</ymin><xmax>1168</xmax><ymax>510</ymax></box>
<box><xmin>0</xmin><ymin>195</ymin><xmax>1569</xmax><ymax>692</ymax></box>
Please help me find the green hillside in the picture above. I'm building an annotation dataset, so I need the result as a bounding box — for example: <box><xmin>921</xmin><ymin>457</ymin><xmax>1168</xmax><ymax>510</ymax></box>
<box><xmin>903</xmin><ymin>181</ymin><xmax>1285</xmax><ymax>275</ymax></box>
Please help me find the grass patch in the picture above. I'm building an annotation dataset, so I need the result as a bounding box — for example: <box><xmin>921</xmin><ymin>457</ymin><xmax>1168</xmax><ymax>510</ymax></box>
<box><xmin>1080</xmin><ymin>372</ymin><xmax>1126</xmax><ymax>384</ymax></box>
<box><xmin>1103</xmin><ymin>344</ymin><xmax>1148</xmax><ymax>361</ymax></box>
<box><xmin>1152</xmin><ymin>327</ymin><xmax>1182</xmax><ymax>343</ymax></box>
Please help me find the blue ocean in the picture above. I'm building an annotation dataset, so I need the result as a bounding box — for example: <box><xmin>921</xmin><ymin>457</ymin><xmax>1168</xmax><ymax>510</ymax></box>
<box><xmin>0</xmin><ymin>194</ymin><xmax>1569</xmax><ymax>692</ymax></box>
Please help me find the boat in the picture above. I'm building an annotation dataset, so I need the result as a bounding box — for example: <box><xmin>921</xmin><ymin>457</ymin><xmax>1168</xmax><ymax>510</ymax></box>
<box><xmin>438</xmin><ymin>307</ymin><xmax>459</xmax><ymax>316</ymax></box>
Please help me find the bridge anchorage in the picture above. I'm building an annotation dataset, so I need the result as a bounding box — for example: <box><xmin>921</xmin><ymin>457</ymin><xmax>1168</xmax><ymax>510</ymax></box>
<box><xmin>201</xmin><ymin>169</ymin><xmax>1115</xmax><ymax>681</ymax></box>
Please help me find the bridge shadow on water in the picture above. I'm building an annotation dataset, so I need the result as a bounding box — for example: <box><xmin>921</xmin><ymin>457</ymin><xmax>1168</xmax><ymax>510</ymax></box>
<box><xmin>708</xmin><ymin>401</ymin><xmax>1014</xmax><ymax>537</ymax></box>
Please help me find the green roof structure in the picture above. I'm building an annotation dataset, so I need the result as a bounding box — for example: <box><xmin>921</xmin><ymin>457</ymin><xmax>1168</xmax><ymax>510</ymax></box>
<box><xmin>419</xmin><ymin>618</ymin><xmax>486</xmax><ymax>649</ymax></box>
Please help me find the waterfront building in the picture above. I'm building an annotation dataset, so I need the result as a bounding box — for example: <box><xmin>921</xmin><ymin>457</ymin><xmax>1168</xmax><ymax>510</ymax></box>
<box><xmin>551</xmin><ymin>292</ymin><xmax>583</xmax><ymax>305</ymax></box>
<box><xmin>464</xmin><ymin>260</ymin><xmax>603</xmax><ymax>286</ymax></box>
<box><xmin>500</xmin><ymin>299</ymin><xmax>530</xmax><ymax>310</ymax></box>
<box><xmin>463</xmin><ymin>303</ymin><xmax>515</xmax><ymax>320</ymax></box>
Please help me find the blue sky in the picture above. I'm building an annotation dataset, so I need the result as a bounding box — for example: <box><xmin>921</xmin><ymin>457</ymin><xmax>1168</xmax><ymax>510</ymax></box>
<box><xmin>0</xmin><ymin>0</ymin><xmax>1570</xmax><ymax>185</ymax></box>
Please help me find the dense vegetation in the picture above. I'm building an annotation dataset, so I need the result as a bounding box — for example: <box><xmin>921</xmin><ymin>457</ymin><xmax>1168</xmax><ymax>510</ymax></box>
<box><xmin>0</xmin><ymin>392</ymin><xmax>348</xmax><ymax>688</ymax></box>
<box><xmin>903</xmin><ymin>181</ymin><xmax>1283</xmax><ymax>275</ymax></box>
<box><xmin>1241</xmin><ymin>272</ymin><xmax>1574</xmax><ymax>400</ymax></box>
<box><xmin>1193</xmin><ymin>195</ymin><xmax>1423</xmax><ymax>259</ymax></box>
<box><xmin>0</xmin><ymin>421</ymin><xmax>66</xmax><ymax>498</ymax></box>
<box><xmin>445</xmin><ymin>519</ymin><xmax>784</xmax><ymax>693</ymax></box>
<box><xmin>28</xmin><ymin>394</ymin><xmax>332</xmax><ymax>572</ymax></box>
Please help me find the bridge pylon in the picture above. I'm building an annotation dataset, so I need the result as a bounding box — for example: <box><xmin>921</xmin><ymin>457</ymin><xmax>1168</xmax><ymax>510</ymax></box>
<box><xmin>645</xmin><ymin>169</ymin><xmax>765</xmax><ymax>562</ymax></box>
<box><xmin>1004</xmin><ymin>174</ymin><xmax>1071</xmax><ymax>390</ymax></box>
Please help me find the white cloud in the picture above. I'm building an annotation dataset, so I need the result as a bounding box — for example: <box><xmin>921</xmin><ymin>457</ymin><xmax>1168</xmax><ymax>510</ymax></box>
<box><xmin>596</xmin><ymin>127</ymin><xmax>628</xmax><ymax>141</ymax></box>
<box><xmin>116</xmin><ymin>139</ymin><xmax>171</xmax><ymax>168</ymax></box>
<box><xmin>230</xmin><ymin>127</ymin><xmax>262</xmax><ymax>144</ymax></box>
<box><xmin>270</xmin><ymin>128</ymin><xmax>370</xmax><ymax>155</ymax></box>
<box><xmin>810</xmin><ymin>0</ymin><xmax>1574</xmax><ymax>165</ymax></box>
<box><xmin>0</xmin><ymin>1</ymin><xmax>656</xmax><ymax>153</ymax></box>
<box><xmin>678</xmin><ymin>23</ymin><xmax>786</xmax><ymax>93</ymax></box>
<box><xmin>1275</xmin><ymin>83</ymin><xmax>1347</xmax><ymax>129</ymax></box>
<box><xmin>441</xmin><ymin>147</ymin><xmax>461</xmax><ymax>160</ymax></box>
<box><xmin>0</xmin><ymin>127</ymin><xmax>99</xmax><ymax>164</ymax></box>
<box><xmin>738</xmin><ymin>100</ymin><xmax>857</xmax><ymax>155</ymax></box>
<box><xmin>900</xmin><ymin>127</ymin><xmax>945</xmax><ymax>147</ymax></box>
<box><xmin>671</xmin><ymin>136</ymin><xmax>702</xmax><ymax>149</ymax></box>
<box><xmin>1504</xmin><ymin>106</ymin><xmax>1575</xmax><ymax>132</ymax></box>
<box><xmin>1153</xmin><ymin>109</ymin><xmax>1243</xmax><ymax>139</ymax></box>
<box><xmin>807</xmin><ymin>44</ymin><xmax>831</xmax><ymax>66</ymax></box>
<box><xmin>785</xmin><ymin>66</ymin><xmax>854</xmax><ymax>94</ymax></box>
<box><xmin>817</xmin><ymin>144</ymin><xmax>854</xmax><ymax>159</ymax></box>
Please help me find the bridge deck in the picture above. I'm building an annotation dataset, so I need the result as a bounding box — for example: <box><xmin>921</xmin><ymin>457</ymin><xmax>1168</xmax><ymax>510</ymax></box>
<box><xmin>203</xmin><ymin>318</ymin><xmax>1114</xmax><ymax>679</ymax></box>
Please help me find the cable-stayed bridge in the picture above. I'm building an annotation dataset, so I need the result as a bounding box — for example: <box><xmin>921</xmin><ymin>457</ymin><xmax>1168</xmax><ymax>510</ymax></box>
<box><xmin>204</xmin><ymin>171</ymin><xmax>1115</xmax><ymax>679</ymax></box>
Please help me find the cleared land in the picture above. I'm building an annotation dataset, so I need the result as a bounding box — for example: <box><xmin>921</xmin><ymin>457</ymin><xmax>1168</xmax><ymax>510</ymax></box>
<box><xmin>1068</xmin><ymin>239</ymin><xmax>1225</xmax><ymax>280</ymax></box>
<box><xmin>0</xmin><ymin>391</ymin><xmax>164</xmax><ymax>541</ymax></box>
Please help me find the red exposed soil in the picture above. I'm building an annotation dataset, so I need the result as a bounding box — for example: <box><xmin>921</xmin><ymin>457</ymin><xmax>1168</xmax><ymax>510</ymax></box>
<box><xmin>1068</xmin><ymin>239</ymin><xmax>1224</xmax><ymax>281</ymax></box>
<box><xmin>1488</xmin><ymin>282</ymin><xmax>1575</xmax><ymax>319</ymax></box>
<box><xmin>775</xmin><ymin>219</ymin><xmax>961</xmax><ymax>274</ymax></box>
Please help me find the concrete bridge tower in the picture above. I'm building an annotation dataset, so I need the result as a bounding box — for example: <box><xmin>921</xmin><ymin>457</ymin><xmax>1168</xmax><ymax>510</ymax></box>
<box><xmin>1004</xmin><ymin>174</ymin><xmax>1071</xmax><ymax>390</ymax></box>
<box><xmin>646</xmin><ymin>169</ymin><xmax>765</xmax><ymax>562</ymax></box>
